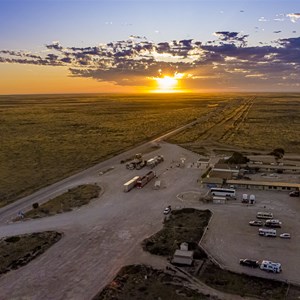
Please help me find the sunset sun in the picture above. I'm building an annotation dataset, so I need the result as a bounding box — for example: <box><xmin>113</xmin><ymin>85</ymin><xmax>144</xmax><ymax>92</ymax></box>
<box><xmin>153</xmin><ymin>73</ymin><xmax>184</xmax><ymax>93</ymax></box>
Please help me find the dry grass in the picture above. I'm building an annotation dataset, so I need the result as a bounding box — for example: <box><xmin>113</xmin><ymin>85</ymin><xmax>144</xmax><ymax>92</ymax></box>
<box><xmin>93</xmin><ymin>264</ymin><xmax>214</xmax><ymax>300</ymax></box>
<box><xmin>168</xmin><ymin>94</ymin><xmax>300</xmax><ymax>154</ymax></box>
<box><xmin>199</xmin><ymin>261</ymin><xmax>288</xmax><ymax>300</ymax></box>
<box><xmin>0</xmin><ymin>231</ymin><xmax>62</xmax><ymax>276</ymax></box>
<box><xmin>23</xmin><ymin>184</ymin><xmax>100</xmax><ymax>219</ymax></box>
<box><xmin>143</xmin><ymin>208</ymin><xmax>211</xmax><ymax>257</ymax></box>
<box><xmin>0</xmin><ymin>93</ymin><xmax>226</xmax><ymax>207</ymax></box>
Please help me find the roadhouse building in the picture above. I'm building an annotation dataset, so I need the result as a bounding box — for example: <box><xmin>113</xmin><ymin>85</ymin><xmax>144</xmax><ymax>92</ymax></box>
<box><xmin>227</xmin><ymin>180</ymin><xmax>300</xmax><ymax>191</ymax></box>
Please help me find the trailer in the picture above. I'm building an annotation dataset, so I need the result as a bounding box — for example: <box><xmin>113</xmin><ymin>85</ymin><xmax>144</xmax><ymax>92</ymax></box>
<box><xmin>123</xmin><ymin>176</ymin><xmax>140</xmax><ymax>192</ymax></box>
<box><xmin>260</xmin><ymin>260</ymin><xmax>281</xmax><ymax>273</ymax></box>
<box><xmin>258</xmin><ymin>228</ymin><xmax>277</xmax><ymax>237</ymax></box>
<box><xmin>147</xmin><ymin>155</ymin><xmax>164</xmax><ymax>169</ymax></box>
<box><xmin>137</xmin><ymin>171</ymin><xmax>156</xmax><ymax>188</ymax></box>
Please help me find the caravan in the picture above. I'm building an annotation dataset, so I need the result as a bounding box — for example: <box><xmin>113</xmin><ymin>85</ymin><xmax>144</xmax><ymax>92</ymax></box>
<box><xmin>258</xmin><ymin>228</ymin><xmax>277</xmax><ymax>237</ymax></box>
<box><xmin>256</xmin><ymin>212</ymin><xmax>273</xmax><ymax>219</ymax></box>
<box><xmin>260</xmin><ymin>260</ymin><xmax>282</xmax><ymax>273</ymax></box>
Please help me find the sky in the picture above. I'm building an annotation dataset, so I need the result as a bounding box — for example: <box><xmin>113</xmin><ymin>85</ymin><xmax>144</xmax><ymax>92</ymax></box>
<box><xmin>0</xmin><ymin>0</ymin><xmax>299</xmax><ymax>94</ymax></box>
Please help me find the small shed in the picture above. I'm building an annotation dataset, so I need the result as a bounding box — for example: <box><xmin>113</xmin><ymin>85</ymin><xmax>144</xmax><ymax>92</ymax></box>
<box><xmin>172</xmin><ymin>250</ymin><xmax>194</xmax><ymax>266</ymax></box>
<box><xmin>154</xmin><ymin>180</ymin><xmax>161</xmax><ymax>190</ymax></box>
<box><xmin>180</xmin><ymin>242</ymin><xmax>189</xmax><ymax>251</ymax></box>
<box><xmin>197</xmin><ymin>158</ymin><xmax>210</xmax><ymax>168</ymax></box>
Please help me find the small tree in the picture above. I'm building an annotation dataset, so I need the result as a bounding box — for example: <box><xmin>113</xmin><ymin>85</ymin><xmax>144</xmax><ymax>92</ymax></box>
<box><xmin>270</xmin><ymin>148</ymin><xmax>285</xmax><ymax>160</ymax></box>
<box><xmin>32</xmin><ymin>202</ymin><xmax>39</xmax><ymax>209</ymax></box>
<box><xmin>226</xmin><ymin>152</ymin><xmax>249</xmax><ymax>164</ymax></box>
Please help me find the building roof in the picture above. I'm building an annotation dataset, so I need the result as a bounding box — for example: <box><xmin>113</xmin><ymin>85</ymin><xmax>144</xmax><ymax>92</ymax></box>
<box><xmin>214</xmin><ymin>163</ymin><xmax>240</xmax><ymax>170</ymax></box>
<box><xmin>209</xmin><ymin>171</ymin><xmax>232</xmax><ymax>180</ymax></box>
<box><xmin>174</xmin><ymin>250</ymin><xmax>194</xmax><ymax>258</ymax></box>
<box><xmin>172</xmin><ymin>250</ymin><xmax>194</xmax><ymax>266</ymax></box>
<box><xmin>198</xmin><ymin>158</ymin><xmax>210</xmax><ymax>162</ymax></box>
<box><xmin>247</xmin><ymin>164</ymin><xmax>300</xmax><ymax>171</ymax></box>
<box><xmin>227</xmin><ymin>179</ymin><xmax>300</xmax><ymax>189</ymax></box>
<box><xmin>201</xmin><ymin>177</ymin><xmax>224</xmax><ymax>184</ymax></box>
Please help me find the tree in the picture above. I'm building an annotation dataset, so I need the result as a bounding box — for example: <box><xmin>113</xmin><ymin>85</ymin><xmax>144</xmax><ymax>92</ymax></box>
<box><xmin>32</xmin><ymin>202</ymin><xmax>39</xmax><ymax>209</ymax></box>
<box><xmin>270</xmin><ymin>148</ymin><xmax>285</xmax><ymax>159</ymax></box>
<box><xmin>226</xmin><ymin>152</ymin><xmax>249</xmax><ymax>164</ymax></box>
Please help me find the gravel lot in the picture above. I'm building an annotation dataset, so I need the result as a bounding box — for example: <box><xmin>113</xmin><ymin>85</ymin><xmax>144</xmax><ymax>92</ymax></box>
<box><xmin>0</xmin><ymin>141</ymin><xmax>299</xmax><ymax>299</ymax></box>
<box><xmin>200</xmin><ymin>189</ymin><xmax>300</xmax><ymax>285</ymax></box>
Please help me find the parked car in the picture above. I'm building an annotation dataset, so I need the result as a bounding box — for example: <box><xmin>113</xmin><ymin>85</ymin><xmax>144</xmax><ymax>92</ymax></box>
<box><xmin>249</xmin><ymin>220</ymin><xmax>263</xmax><ymax>226</ymax></box>
<box><xmin>239</xmin><ymin>259</ymin><xmax>259</xmax><ymax>268</ymax></box>
<box><xmin>163</xmin><ymin>206</ymin><xmax>171</xmax><ymax>215</ymax></box>
<box><xmin>280</xmin><ymin>233</ymin><xmax>291</xmax><ymax>239</ymax></box>
<box><xmin>289</xmin><ymin>191</ymin><xmax>299</xmax><ymax>197</ymax></box>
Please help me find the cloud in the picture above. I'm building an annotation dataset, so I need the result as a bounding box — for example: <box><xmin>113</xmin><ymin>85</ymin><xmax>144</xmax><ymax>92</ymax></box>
<box><xmin>258</xmin><ymin>17</ymin><xmax>268</xmax><ymax>22</ymax></box>
<box><xmin>46</xmin><ymin>41</ymin><xmax>63</xmax><ymax>51</ymax></box>
<box><xmin>287</xmin><ymin>13</ymin><xmax>300</xmax><ymax>23</ymax></box>
<box><xmin>213</xmin><ymin>32</ymin><xmax>248</xmax><ymax>47</ymax></box>
<box><xmin>1</xmin><ymin>33</ymin><xmax>300</xmax><ymax>90</ymax></box>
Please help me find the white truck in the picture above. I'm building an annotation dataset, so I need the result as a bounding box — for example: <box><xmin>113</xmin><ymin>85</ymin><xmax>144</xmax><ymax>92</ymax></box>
<box><xmin>123</xmin><ymin>176</ymin><xmax>140</xmax><ymax>192</ymax></box>
<box><xmin>249</xmin><ymin>194</ymin><xmax>256</xmax><ymax>204</ymax></box>
<box><xmin>260</xmin><ymin>260</ymin><xmax>282</xmax><ymax>273</ymax></box>
<box><xmin>242</xmin><ymin>194</ymin><xmax>248</xmax><ymax>203</ymax></box>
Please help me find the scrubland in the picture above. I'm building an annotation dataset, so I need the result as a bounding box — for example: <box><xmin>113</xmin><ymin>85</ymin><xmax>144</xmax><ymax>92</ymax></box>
<box><xmin>1</xmin><ymin>93</ymin><xmax>299</xmax><ymax>207</ymax></box>
<box><xmin>0</xmin><ymin>93</ymin><xmax>226</xmax><ymax>206</ymax></box>
<box><xmin>168</xmin><ymin>94</ymin><xmax>300</xmax><ymax>154</ymax></box>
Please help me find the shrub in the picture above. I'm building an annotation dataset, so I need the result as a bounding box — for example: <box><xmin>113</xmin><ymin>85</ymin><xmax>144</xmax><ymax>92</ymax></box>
<box><xmin>32</xmin><ymin>202</ymin><xmax>39</xmax><ymax>209</ymax></box>
<box><xmin>5</xmin><ymin>236</ymin><xmax>20</xmax><ymax>243</ymax></box>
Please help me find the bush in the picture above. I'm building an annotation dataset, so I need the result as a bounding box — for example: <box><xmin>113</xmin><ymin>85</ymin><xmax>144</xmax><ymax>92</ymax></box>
<box><xmin>226</xmin><ymin>152</ymin><xmax>249</xmax><ymax>164</ymax></box>
<box><xmin>5</xmin><ymin>236</ymin><xmax>20</xmax><ymax>243</ymax></box>
<box><xmin>32</xmin><ymin>202</ymin><xmax>39</xmax><ymax>209</ymax></box>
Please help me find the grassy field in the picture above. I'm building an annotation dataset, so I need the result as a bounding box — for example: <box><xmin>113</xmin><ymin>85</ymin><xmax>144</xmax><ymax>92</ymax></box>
<box><xmin>224</xmin><ymin>94</ymin><xmax>300</xmax><ymax>152</ymax></box>
<box><xmin>143</xmin><ymin>208</ymin><xmax>211</xmax><ymax>257</ymax></box>
<box><xmin>168</xmin><ymin>93</ymin><xmax>300</xmax><ymax>154</ymax></box>
<box><xmin>93</xmin><ymin>264</ymin><xmax>215</xmax><ymax>300</ymax></box>
<box><xmin>22</xmin><ymin>184</ymin><xmax>100</xmax><ymax>219</ymax></box>
<box><xmin>0</xmin><ymin>231</ymin><xmax>62</xmax><ymax>276</ymax></box>
<box><xmin>0</xmin><ymin>93</ymin><xmax>228</xmax><ymax>206</ymax></box>
<box><xmin>2</xmin><ymin>93</ymin><xmax>299</xmax><ymax>207</ymax></box>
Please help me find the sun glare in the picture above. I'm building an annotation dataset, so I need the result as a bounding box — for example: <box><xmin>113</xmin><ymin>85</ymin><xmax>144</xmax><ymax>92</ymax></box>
<box><xmin>152</xmin><ymin>73</ymin><xmax>184</xmax><ymax>93</ymax></box>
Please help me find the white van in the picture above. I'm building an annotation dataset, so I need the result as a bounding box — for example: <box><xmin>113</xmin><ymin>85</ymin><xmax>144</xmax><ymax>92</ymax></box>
<box><xmin>242</xmin><ymin>194</ymin><xmax>248</xmax><ymax>203</ymax></box>
<box><xmin>258</xmin><ymin>228</ymin><xmax>277</xmax><ymax>237</ymax></box>
<box><xmin>260</xmin><ymin>260</ymin><xmax>281</xmax><ymax>273</ymax></box>
<box><xmin>249</xmin><ymin>194</ymin><xmax>256</xmax><ymax>204</ymax></box>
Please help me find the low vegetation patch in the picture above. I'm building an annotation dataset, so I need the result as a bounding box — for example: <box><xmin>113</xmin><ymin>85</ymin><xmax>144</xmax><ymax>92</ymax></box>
<box><xmin>0</xmin><ymin>231</ymin><xmax>62</xmax><ymax>276</ymax></box>
<box><xmin>0</xmin><ymin>94</ymin><xmax>218</xmax><ymax>206</ymax></box>
<box><xmin>286</xmin><ymin>285</ymin><xmax>300</xmax><ymax>300</ymax></box>
<box><xmin>199</xmin><ymin>261</ymin><xmax>288</xmax><ymax>299</ymax></box>
<box><xmin>23</xmin><ymin>184</ymin><xmax>100</xmax><ymax>219</ymax></box>
<box><xmin>93</xmin><ymin>264</ymin><xmax>216</xmax><ymax>300</ymax></box>
<box><xmin>143</xmin><ymin>208</ymin><xmax>211</xmax><ymax>256</ymax></box>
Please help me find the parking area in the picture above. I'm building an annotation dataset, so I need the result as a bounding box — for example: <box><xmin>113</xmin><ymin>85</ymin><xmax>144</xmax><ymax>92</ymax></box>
<box><xmin>200</xmin><ymin>189</ymin><xmax>300</xmax><ymax>284</ymax></box>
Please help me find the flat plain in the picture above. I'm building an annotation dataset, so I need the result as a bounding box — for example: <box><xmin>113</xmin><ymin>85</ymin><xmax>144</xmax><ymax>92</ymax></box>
<box><xmin>1</xmin><ymin>93</ymin><xmax>299</xmax><ymax>208</ymax></box>
<box><xmin>0</xmin><ymin>93</ymin><xmax>225</xmax><ymax>206</ymax></box>
<box><xmin>168</xmin><ymin>93</ymin><xmax>300</xmax><ymax>155</ymax></box>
